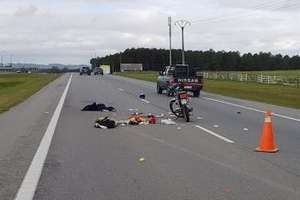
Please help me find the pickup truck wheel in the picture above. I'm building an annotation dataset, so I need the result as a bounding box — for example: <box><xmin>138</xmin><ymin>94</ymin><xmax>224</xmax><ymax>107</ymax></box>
<box><xmin>157</xmin><ymin>84</ymin><xmax>162</xmax><ymax>94</ymax></box>
<box><xmin>193</xmin><ymin>91</ymin><xmax>200</xmax><ymax>97</ymax></box>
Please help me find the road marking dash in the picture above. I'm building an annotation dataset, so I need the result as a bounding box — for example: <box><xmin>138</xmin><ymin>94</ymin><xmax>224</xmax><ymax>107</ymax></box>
<box><xmin>118</xmin><ymin>88</ymin><xmax>124</xmax><ymax>91</ymax></box>
<box><xmin>203</xmin><ymin>97</ymin><xmax>300</xmax><ymax>122</ymax></box>
<box><xmin>14</xmin><ymin>74</ymin><xmax>73</xmax><ymax>200</ymax></box>
<box><xmin>195</xmin><ymin>125</ymin><xmax>234</xmax><ymax>144</ymax></box>
<box><xmin>133</xmin><ymin>131</ymin><xmax>296</xmax><ymax>194</ymax></box>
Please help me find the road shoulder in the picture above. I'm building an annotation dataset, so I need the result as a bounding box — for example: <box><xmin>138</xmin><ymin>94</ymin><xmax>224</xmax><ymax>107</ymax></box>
<box><xmin>0</xmin><ymin>74</ymin><xmax>70</xmax><ymax>200</ymax></box>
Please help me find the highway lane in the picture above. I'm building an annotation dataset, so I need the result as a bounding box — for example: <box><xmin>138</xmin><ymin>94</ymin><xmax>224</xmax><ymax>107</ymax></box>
<box><xmin>0</xmin><ymin>74</ymin><xmax>69</xmax><ymax>200</ymax></box>
<box><xmin>31</xmin><ymin>74</ymin><xmax>299</xmax><ymax>200</ymax></box>
<box><xmin>109</xmin><ymin>75</ymin><xmax>300</xmax><ymax>175</ymax></box>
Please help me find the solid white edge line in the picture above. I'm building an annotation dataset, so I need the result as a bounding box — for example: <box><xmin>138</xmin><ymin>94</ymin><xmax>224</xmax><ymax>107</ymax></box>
<box><xmin>195</xmin><ymin>125</ymin><xmax>235</xmax><ymax>144</ymax></box>
<box><xmin>14</xmin><ymin>74</ymin><xmax>73</xmax><ymax>200</ymax></box>
<box><xmin>203</xmin><ymin>97</ymin><xmax>300</xmax><ymax>122</ymax></box>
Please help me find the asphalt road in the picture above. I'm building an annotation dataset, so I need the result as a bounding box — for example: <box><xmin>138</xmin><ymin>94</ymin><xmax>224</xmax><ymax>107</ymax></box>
<box><xmin>1</xmin><ymin>73</ymin><xmax>300</xmax><ymax>200</ymax></box>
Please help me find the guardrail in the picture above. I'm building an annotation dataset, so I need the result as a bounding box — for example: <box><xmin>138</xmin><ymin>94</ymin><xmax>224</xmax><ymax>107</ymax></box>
<box><xmin>199</xmin><ymin>72</ymin><xmax>300</xmax><ymax>88</ymax></box>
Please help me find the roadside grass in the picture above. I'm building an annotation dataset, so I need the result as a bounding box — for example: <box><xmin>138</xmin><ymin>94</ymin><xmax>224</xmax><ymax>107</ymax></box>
<box><xmin>115</xmin><ymin>71</ymin><xmax>158</xmax><ymax>82</ymax></box>
<box><xmin>0</xmin><ymin>73</ymin><xmax>60</xmax><ymax>113</ymax></box>
<box><xmin>115</xmin><ymin>71</ymin><xmax>300</xmax><ymax>109</ymax></box>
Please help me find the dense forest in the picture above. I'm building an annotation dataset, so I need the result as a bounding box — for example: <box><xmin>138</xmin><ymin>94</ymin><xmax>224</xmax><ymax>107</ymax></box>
<box><xmin>90</xmin><ymin>48</ymin><xmax>300</xmax><ymax>72</ymax></box>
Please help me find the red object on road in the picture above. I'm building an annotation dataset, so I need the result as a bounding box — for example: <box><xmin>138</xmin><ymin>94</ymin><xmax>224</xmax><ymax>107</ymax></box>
<box><xmin>148</xmin><ymin>115</ymin><xmax>156</xmax><ymax>124</ymax></box>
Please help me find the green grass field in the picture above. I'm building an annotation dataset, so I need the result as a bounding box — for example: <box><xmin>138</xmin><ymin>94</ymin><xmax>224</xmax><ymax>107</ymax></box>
<box><xmin>115</xmin><ymin>71</ymin><xmax>300</xmax><ymax>109</ymax></box>
<box><xmin>0</xmin><ymin>73</ymin><xmax>60</xmax><ymax>113</ymax></box>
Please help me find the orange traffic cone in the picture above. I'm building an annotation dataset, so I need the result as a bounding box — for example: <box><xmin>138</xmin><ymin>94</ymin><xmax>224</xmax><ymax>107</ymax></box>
<box><xmin>256</xmin><ymin>111</ymin><xmax>279</xmax><ymax>153</ymax></box>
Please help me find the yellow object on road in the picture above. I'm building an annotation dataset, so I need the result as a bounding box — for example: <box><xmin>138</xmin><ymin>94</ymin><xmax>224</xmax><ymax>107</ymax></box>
<box><xmin>138</xmin><ymin>157</ymin><xmax>145</xmax><ymax>163</ymax></box>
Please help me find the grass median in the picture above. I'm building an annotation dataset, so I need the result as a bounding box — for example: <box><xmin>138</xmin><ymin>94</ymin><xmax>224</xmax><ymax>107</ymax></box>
<box><xmin>115</xmin><ymin>71</ymin><xmax>300</xmax><ymax>109</ymax></box>
<box><xmin>0</xmin><ymin>73</ymin><xmax>60</xmax><ymax>113</ymax></box>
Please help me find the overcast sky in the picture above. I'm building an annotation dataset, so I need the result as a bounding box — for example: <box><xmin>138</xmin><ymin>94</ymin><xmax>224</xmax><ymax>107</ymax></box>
<box><xmin>0</xmin><ymin>0</ymin><xmax>299</xmax><ymax>64</ymax></box>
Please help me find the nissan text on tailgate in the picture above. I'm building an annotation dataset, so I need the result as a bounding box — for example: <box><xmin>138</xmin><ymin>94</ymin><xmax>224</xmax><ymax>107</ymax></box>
<box><xmin>157</xmin><ymin>64</ymin><xmax>203</xmax><ymax>97</ymax></box>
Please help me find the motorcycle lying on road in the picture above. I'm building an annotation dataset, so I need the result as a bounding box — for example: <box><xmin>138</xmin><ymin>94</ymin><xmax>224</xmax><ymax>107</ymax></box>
<box><xmin>169</xmin><ymin>85</ymin><xmax>193</xmax><ymax>122</ymax></box>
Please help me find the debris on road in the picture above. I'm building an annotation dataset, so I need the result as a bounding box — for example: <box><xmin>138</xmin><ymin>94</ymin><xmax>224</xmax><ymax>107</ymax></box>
<box><xmin>148</xmin><ymin>115</ymin><xmax>156</xmax><ymax>124</ymax></box>
<box><xmin>243</xmin><ymin>128</ymin><xmax>249</xmax><ymax>131</ymax></box>
<box><xmin>128</xmin><ymin>114</ymin><xmax>157</xmax><ymax>125</ymax></box>
<box><xmin>94</xmin><ymin>123</ymin><xmax>108</xmax><ymax>129</ymax></box>
<box><xmin>94</xmin><ymin>114</ymin><xmax>157</xmax><ymax>130</ymax></box>
<box><xmin>197</xmin><ymin>116</ymin><xmax>203</xmax><ymax>120</ymax></box>
<box><xmin>177</xmin><ymin>127</ymin><xmax>182</xmax><ymax>130</ymax></box>
<box><xmin>155</xmin><ymin>113</ymin><xmax>165</xmax><ymax>118</ymax></box>
<box><xmin>141</xmin><ymin>99</ymin><xmax>150</xmax><ymax>104</ymax></box>
<box><xmin>95</xmin><ymin>117</ymin><xmax>117</xmax><ymax>129</ymax></box>
<box><xmin>116</xmin><ymin>120</ymin><xmax>129</xmax><ymax>126</ymax></box>
<box><xmin>161</xmin><ymin>119</ymin><xmax>176</xmax><ymax>125</ymax></box>
<box><xmin>82</xmin><ymin>102</ymin><xmax>116</xmax><ymax>112</ymax></box>
<box><xmin>237</xmin><ymin>111</ymin><xmax>241</xmax><ymax>114</ymax></box>
<box><xmin>138</xmin><ymin>157</ymin><xmax>145</xmax><ymax>163</ymax></box>
<box><xmin>139</xmin><ymin>93</ymin><xmax>146</xmax><ymax>99</ymax></box>
<box><xmin>224</xmin><ymin>188</ymin><xmax>231</xmax><ymax>193</ymax></box>
<box><xmin>128</xmin><ymin>114</ymin><xmax>146</xmax><ymax>125</ymax></box>
<box><xmin>213</xmin><ymin>124</ymin><xmax>219</xmax><ymax>128</ymax></box>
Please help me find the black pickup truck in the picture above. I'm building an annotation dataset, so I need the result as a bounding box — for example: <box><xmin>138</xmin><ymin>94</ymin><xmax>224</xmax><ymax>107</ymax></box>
<box><xmin>157</xmin><ymin>64</ymin><xmax>203</xmax><ymax>97</ymax></box>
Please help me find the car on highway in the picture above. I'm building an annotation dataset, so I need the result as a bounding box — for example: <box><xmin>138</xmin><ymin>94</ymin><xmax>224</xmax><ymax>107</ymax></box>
<box><xmin>157</xmin><ymin>64</ymin><xmax>203</xmax><ymax>97</ymax></box>
<box><xmin>79</xmin><ymin>66</ymin><xmax>91</xmax><ymax>76</ymax></box>
<box><xmin>94</xmin><ymin>67</ymin><xmax>103</xmax><ymax>75</ymax></box>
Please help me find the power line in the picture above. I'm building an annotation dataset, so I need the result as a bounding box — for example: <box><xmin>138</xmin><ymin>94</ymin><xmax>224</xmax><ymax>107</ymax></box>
<box><xmin>191</xmin><ymin>0</ymin><xmax>299</xmax><ymax>25</ymax></box>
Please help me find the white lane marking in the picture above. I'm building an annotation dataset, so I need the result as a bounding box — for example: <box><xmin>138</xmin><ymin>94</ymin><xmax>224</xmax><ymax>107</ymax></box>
<box><xmin>195</xmin><ymin>125</ymin><xmax>235</xmax><ymax>144</ymax></box>
<box><xmin>203</xmin><ymin>97</ymin><xmax>300</xmax><ymax>122</ymax></box>
<box><xmin>15</xmin><ymin>74</ymin><xmax>73</xmax><ymax>200</ymax></box>
<box><xmin>243</xmin><ymin>128</ymin><xmax>249</xmax><ymax>131</ymax></box>
<box><xmin>118</xmin><ymin>88</ymin><xmax>124</xmax><ymax>91</ymax></box>
<box><xmin>213</xmin><ymin>124</ymin><xmax>219</xmax><ymax>128</ymax></box>
<box><xmin>129</xmin><ymin>108</ymin><xmax>138</xmax><ymax>111</ymax></box>
<box><xmin>133</xmin><ymin>131</ymin><xmax>296</xmax><ymax>194</ymax></box>
<box><xmin>141</xmin><ymin>99</ymin><xmax>150</xmax><ymax>104</ymax></box>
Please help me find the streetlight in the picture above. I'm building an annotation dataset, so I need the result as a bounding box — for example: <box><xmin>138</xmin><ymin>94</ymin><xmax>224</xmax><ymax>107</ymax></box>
<box><xmin>175</xmin><ymin>20</ymin><xmax>191</xmax><ymax>65</ymax></box>
<box><xmin>168</xmin><ymin>17</ymin><xmax>172</xmax><ymax>67</ymax></box>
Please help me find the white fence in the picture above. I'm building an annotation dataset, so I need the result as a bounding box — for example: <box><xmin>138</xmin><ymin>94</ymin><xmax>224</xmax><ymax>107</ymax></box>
<box><xmin>200</xmin><ymin>72</ymin><xmax>300</xmax><ymax>87</ymax></box>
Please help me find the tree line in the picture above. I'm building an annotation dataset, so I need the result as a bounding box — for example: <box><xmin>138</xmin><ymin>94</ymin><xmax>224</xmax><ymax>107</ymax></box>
<box><xmin>90</xmin><ymin>48</ymin><xmax>300</xmax><ymax>71</ymax></box>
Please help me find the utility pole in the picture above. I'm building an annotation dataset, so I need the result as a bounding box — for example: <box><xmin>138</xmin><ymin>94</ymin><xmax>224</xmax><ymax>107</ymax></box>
<box><xmin>168</xmin><ymin>17</ymin><xmax>172</xmax><ymax>67</ymax></box>
<box><xmin>175</xmin><ymin>20</ymin><xmax>191</xmax><ymax>65</ymax></box>
<box><xmin>0</xmin><ymin>55</ymin><xmax>3</xmax><ymax>67</ymax></box>
<box><xmin>10</xmin><ymin>54</ymin><xmax>13</xmax><ymax>67</ymax></box>
<box><xmin>119</xmin><ymin>51</ymin><xmax>122</xmax><ymax>72</ymax></box>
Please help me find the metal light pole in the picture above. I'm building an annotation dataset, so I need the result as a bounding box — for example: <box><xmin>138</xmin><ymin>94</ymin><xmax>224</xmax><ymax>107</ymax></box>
<box><xmin>168</xmin><ymin>17</ymin><xmax>172</xmax><ymax>66</ymax></box>
<box><xmin>10</xmin><ymin>54</ymin><xmax>13</xmax><ymax>67</ymax></box>
<box><xmin>0</xmin><ymin>55</ymin><xmax>3</xmax><ymax>67</ymax></box>
<box><xmin>175</xmin><ymin>20</ymin><xmax>191</xmax><ymax>65</ymax></box>
<box><xmin>119</xmin><ymin>51</ymin><xmax>122</xmax><ymax>72</ymax></box>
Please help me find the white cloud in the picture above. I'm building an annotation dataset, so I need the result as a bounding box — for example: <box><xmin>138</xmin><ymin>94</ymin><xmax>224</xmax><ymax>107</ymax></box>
<box><xmin>0</xmin><ymin>0</ymin><xmax>299</xmax><ymax>64</ymax></box>
<box><xmin>14</xmin><ymin>5</ymin><xmax>38</xmax><ymax>16</ymax></box>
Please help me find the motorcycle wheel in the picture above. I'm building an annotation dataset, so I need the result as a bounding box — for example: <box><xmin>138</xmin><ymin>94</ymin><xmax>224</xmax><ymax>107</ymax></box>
<box><xmin>169</xmin><ymin>99</ymin><xmax>182</xmax><ymax>117</ymax></box>
<box><xmin>182</xmin><ymin>105</ymin><xmax>190</xmax><ymax>122</ymax></box>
